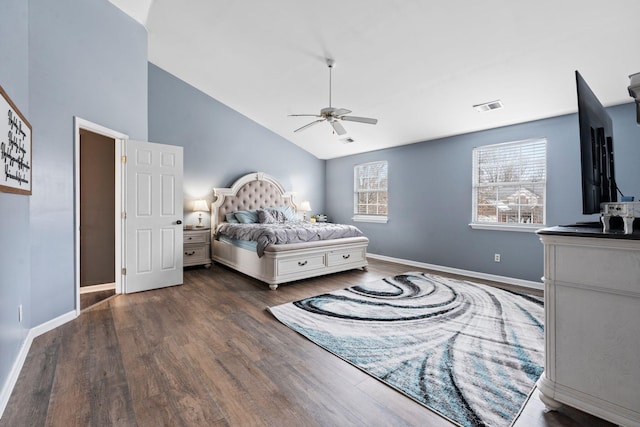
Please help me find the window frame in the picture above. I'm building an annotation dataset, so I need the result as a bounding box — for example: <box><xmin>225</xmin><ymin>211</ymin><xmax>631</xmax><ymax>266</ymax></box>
<box><xmin>353</xmin><ymin>160</ymin><xmax>388</xmax><ymax>224</ymax></box>
<box><xmin>470</xmin><ymin>138</ymin><xmax>547</xmax><ymax>232</ymax></box>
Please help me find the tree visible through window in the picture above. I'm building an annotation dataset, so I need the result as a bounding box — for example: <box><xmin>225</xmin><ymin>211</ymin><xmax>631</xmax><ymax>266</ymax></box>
<box><xmin>472</xmin><ymin>139</ymin><xmax>546</xmax><ymax>227</ymax></box>
<box><xmin>354</xmin><ymin>161</ymin><xmax>388</xmax><ymax>222</ymax></box>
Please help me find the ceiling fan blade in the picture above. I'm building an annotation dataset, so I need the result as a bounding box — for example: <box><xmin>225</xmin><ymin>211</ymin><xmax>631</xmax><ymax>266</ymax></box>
<box><xmin>289</xmin><ymin>114</ymin><xmax>321</xmax><ymax>117</ymax></box>
<box><xmin>294</xmin><ymin>119</ymin><xmax>325</xmax><ymax>133</ymax></box>
<box><xmin>330</xmin><ymin>120</ymin><xmax>347</xmax><ymax>135</ymax></box>
<box><xmin>340</xmin><ymin>115</ymin><xmax>378</xmax><ymax>125</ymax></box>
<box><xmin>333</xmin><ymin>108</ymin><xmax>352</xmax><ymax>116</ymax></box>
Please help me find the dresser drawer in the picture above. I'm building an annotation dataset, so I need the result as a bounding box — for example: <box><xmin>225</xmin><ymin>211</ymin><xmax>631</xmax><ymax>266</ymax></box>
<box><xmin>277</xmin><ymin>254</ymin><xmax>326</xmax><ymax>275</ymax></box>
<box><xmin>327</xmin><ymin>248</ymin><xmax>366</xmax><ymax>267</ymax></box>
<box><xmin>184</xmin><ymin>230</ymin><xmax>209</xmax><ymax>244</ymax></box>
<box><xmin>184</xmin><ymin>245</ymin><xmax>209</xmax><ymax>266</ymax></box>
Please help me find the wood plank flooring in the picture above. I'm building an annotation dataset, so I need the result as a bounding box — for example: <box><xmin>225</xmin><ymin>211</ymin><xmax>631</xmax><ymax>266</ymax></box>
<box><xmin>1</xmin><ymin>259</ymin><xmax>616</xmax><ymax>426</ymax></box>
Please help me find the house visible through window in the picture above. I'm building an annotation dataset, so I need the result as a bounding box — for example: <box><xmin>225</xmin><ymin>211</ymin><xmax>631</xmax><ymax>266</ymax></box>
<box><xmin>353</xmin><ymin>161</ymin><xmax>388</xmax><ymax>223</ymax></box>
<box><xmin>471</xmin><ymin>138</ymin><xmax>546</xmax><ymax>230</ymax></box>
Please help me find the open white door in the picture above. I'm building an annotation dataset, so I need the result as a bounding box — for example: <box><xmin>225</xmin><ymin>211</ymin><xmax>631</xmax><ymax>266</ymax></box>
<box><xmin>124</xmin><ymin>140</ymin><xmax>183</xmax><ymax>293</ymax></box>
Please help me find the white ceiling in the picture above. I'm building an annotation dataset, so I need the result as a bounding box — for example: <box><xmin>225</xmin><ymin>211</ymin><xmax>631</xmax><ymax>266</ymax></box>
<box><xmin>111</xmin><ymin>0</ymin><xmax>640</xmax><ymax>160</ymax></box>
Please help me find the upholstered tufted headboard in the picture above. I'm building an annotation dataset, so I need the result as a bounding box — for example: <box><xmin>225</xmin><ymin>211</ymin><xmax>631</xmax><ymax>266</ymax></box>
<box><xmin>211</xmin><ymin>172</ymin><xmax>297</xmax><ymax>228</ymax></box>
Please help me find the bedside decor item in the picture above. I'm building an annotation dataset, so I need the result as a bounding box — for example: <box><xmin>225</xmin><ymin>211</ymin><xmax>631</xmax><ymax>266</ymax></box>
<box><xmin>193</xmin><ymin>199</ymin><xmax>209</xmax><ymax>228</ymax></box>
<box><xmin>0</xmin><ymin>85</ymin><xmax>32</xmax><ymax>195</ymax></box>
<box><xmin>299</xmin><ymin>200</ymin><xmax>311</xmax><ymax>221</ymax></box>
<box><xmin>269</xmin><ymin>272</ymin><xmax>544</xmax><ymax>427</ymax></box>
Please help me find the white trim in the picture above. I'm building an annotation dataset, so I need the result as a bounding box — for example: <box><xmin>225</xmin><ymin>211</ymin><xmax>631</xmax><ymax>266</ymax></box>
<box><xmin>0</xmin><ymin>310</ymin><xmax>76</xmax><ymax>418</ymax></box>
<box><xmin>469</xmin><ymin>223</ymin><xmax>544</xmax><ymax>233</ymax></box>
<box><xmin>73</xmin><ymin>117</ymin><xmax>128</xmax><ymax>316</ymax></box>
<box><xmin>79</xmin><ymin>283</ymin><xmax>116</xmax><ymax>294</ymax></box>
<box><xmin>366</xmin><ymin>252</ymin><xmax>543</xmax><ymax>291</ymax></box>
<box><xmin>352</xmin><ymin>214</ymin><xmax>388</xmax><ymax>223</ymax></box>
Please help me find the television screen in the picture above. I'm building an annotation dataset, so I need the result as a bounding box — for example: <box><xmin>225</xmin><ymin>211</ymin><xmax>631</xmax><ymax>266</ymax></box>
<box><xmin>576</xmin><ymin>71</ymin><xmax>616</xmax><ymax>215</ymax></box>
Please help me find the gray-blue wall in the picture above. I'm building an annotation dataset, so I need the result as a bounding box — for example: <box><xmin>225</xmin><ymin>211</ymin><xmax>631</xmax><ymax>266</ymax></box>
<box><xmin>28</xmin><ymin>0</ymin><xmax>148</xmax><ymax>326</ymax></box>
<box><xmin>327</xmin><ymin>102</ymin><xmax>640</xmax><ymax>282</ymax></box>
<box><xmin>1</xmin><ymin>0</ymin><xmax>148</xmax><ymax>397</ymax></box>
<box><xmin>148</xmin><ymin>63</ymin><xmax>326</xmax><ymax>227</ymax></box>
<box><xmin>0</xmin><ymin>0</ymin><xmax>31</xmax><ymax>400</ymax></box>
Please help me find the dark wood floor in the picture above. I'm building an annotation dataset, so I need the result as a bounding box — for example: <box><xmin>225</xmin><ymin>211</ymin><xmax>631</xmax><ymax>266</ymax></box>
<box><xmin>80</xmin><ymin>289</ymin><xmax>116</xmax><ymax>311</ymax></box>
<box><xmin>1</xmin><ymin>259</ymin><xmax>615</xmax><ymax>426</ymax></box>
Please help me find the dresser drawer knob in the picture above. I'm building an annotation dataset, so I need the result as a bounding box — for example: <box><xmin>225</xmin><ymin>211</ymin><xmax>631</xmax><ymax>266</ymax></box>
<box><xmin>298</xmin><ymin>260</ymin><xmax>308</xmax><ymax>266</ymax></box>
<box><xmin>342</xmin><ymin>254</ymin><xmax>351</xmax><ymax>259</ymax></box>
<box><xmin>185</xmin><ymin>251</ymin><xmax>196</xmax><ymax>256</ymax></box>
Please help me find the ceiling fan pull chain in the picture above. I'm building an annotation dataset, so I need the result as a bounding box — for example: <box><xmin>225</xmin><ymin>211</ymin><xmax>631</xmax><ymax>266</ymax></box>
<box><xmin>328</xmin><ymin>61</ymin><xmax>332</xmax><ymax>108</ymax></box>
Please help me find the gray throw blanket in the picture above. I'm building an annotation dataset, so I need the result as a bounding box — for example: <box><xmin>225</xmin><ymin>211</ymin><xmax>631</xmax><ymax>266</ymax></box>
<box><xmin>216</xmin><ymin>222</ymin><xmax>364</xmax><ymax>257</ymax></box>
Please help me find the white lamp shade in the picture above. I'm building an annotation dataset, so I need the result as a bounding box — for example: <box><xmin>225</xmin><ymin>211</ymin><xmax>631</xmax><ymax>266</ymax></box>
<box><xmin>299</xmin><ymin>201</ymin><xmax>312</xmax><ymax>212</ymax></box>
<box><xmin>193</xmin><ymin>199</ymin><xmax>210</xmax><ymax>212</ymax></box>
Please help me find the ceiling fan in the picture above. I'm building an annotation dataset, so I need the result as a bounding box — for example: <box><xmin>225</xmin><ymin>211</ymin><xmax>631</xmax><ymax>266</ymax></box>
<box><xmin>289</xmin><ymin>58</ymin><xmax>378</xmax><ymax>136</ymax></box>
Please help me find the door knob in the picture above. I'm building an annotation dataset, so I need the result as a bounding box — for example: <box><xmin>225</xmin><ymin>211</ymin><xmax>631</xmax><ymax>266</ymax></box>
<box><xmin>176</xmin><ymin>220</ymin><xmax>182</xmax><ymax>225</ymax></box>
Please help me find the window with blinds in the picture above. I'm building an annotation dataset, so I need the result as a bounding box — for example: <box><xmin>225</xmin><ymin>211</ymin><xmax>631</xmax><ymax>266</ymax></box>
<box><xmin>353</xmin><ymin>161</ymin><xmax>388</xmax><ymax>223</ymax></box>
<box><xmin>472</xmin><ymin>138</ymin><xmax>547</xmax><ymax>230</ymax></box>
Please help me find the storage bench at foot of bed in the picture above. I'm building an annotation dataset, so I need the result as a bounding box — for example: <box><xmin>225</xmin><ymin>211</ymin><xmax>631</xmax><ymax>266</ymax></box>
<box><xmin>212</xmin><ymin>236</ymin><xmax>369</xmax><ymax>289</ymax></box>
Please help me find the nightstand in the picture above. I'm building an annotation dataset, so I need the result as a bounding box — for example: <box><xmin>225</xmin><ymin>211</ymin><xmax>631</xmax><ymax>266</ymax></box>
<box><xmin>183</xmin><ymin>228</ymin><xmax>211</xmax><ymax>268</ymax></box>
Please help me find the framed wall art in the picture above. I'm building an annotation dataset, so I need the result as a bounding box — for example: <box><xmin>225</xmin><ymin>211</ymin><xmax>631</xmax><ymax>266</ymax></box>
<box><xmin>1</xmin><ymin>84</ymin><xmax>32</xmax><ymax>195</ymax></box>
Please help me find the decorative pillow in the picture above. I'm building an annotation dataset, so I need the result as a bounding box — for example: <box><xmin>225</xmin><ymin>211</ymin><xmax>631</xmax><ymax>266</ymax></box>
<box><xmin>265</xmin><ymin>208</ymin><xmax>287</xmax><ymax>223</ymax></box>
<box><xmin>234</xmin><ymin>209</ymin><xmax>259</xmax><ymax>224</ymax></box>
<box><xmin>257</xmin><ymin>209</ymin><xmax>278</xmax><ymax>224</ymax></box>
<box><xmin>272</xmin><ymin>205</ymin><xmax>299</xmax><ymax>222</ymax></box>
<box><xmin>225</xmin><ymin>213</ymin><xmax>240</xmax><ymax>223</ymax></box>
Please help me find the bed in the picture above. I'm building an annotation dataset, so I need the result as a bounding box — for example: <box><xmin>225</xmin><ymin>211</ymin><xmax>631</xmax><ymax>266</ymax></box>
<box><xmin>211</xmin><ymin>172</ymin><xmax>369</xmax><ymax>289</ymax></box>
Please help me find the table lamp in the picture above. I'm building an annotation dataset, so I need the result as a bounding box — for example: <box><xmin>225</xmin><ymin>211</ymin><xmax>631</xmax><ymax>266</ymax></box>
<box><xmin>300</xmin><ymin>200</ymin><xmax>311</xmax><ymax>221</ymax></box>
<box><xmin>193</xmin><ymin>199</ymin><xmax>209</xmax><ymax>228</ymax></box>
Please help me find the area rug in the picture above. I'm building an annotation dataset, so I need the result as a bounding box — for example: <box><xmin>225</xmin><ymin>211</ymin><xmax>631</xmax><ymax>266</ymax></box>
<box><xmin>267</xmin><ymin>272</ymin><xmax>544</xmax><ymax>427</ymax></box>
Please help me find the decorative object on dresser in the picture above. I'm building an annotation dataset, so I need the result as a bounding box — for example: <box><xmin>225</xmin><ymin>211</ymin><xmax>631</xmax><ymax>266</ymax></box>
<box><xmin>192</xmin><ymin>199</ymin><xmax>210</xmax><ymax>228</ymax></box>
<box><xmin>268</xmin><ymin>272</ymin><xmax>545</xmax><ymax>427</ymax></box>
<box><xmin>211</xmin><ymin>172</ymin><xmax>368</xmax><ymax>290</ymax></box>
<box><xmin>183</xmin><ymin>228</ymin><xmax>211</xmax><ymax>268</ymax></box>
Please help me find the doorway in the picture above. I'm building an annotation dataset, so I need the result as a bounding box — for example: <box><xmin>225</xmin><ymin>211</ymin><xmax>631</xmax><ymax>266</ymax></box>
<box><xmin>79</xmin><ymin>129</ymin><xmax>116</xmax><ymax>310</ymax></box>
<box><xmin>74</xmin><ymin>118</ymin><xmax>126</xmax><ymax>314</ymax></box>
<box><xmin>74</xmin><ymin>118</ymin><xmax>184</xmax><ymax>313</ymax></box>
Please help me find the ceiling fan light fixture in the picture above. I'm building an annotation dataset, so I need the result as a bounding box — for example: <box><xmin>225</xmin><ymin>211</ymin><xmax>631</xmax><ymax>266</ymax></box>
<box><xmin>289</xmin><ymin>58</ymin><xmax>378</xmax><ymax>137</ymax></box>
<box><xmin>473</xmin><ymin>100</ymin><xmax>503</xmax><ymax>112</ymax></box>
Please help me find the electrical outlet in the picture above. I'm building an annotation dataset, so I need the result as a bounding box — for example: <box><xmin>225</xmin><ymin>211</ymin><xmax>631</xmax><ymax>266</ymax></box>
<box><xmin>494</xmin><ymin>253</ymin><xmax>501</xmax><ymax>262</ymax></box>
<box><xmin>18</xmin><ymin>304</ymin><xmax>23</xmax><ymax>323</ymax></box>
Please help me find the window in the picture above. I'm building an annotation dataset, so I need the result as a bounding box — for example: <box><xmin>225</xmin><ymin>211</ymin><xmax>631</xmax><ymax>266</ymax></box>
<box><xmin>353</xmin><ymin>161</ymin><xmax>388</xmax><ymax>223</ymax></box>
<box><xmin>471</xmin><ymin>138</ymin><xmax>546</xmax><ymax>231</ymax></box>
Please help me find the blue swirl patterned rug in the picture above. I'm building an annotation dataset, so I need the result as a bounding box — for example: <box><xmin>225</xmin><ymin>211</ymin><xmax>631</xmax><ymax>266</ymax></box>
<box><xmin>268</xmin><ymin>272</ymin><xmax>544</xmax><ymax>427</ymax></box>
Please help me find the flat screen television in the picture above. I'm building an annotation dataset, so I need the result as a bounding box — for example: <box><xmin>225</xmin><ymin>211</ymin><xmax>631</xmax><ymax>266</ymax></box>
<box><xmin>576</xmin><ymin>70</ymin><xmax>617</xmax><ymax>215</ymax></box>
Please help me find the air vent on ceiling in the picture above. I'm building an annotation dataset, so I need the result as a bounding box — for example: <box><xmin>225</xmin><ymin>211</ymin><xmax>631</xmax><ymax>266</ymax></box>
<box><xmin>473</xmin><ymin>100</ymin><xmax>503</xmax><ymax>112</ymax></box>
<box><xmin>340</xmin><ymin>137</ymin><xmax>355</xmax><ymax>144</ymax></box>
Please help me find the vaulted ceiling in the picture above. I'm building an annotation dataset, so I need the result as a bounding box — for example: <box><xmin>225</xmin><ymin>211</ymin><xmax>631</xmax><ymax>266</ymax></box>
<box><xmin>111</xmin><ymin>0</ymin><xmax>640</xmax><ymax>159</ymax></box>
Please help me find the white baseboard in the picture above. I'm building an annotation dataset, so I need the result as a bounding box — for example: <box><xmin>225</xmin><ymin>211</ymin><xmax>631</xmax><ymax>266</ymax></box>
<box><xmin>79</xmin><ymin>283</ymin><xmax>116</xmax><ymax>294</ymax></box>
<box><xmin>0</xmin><ymin>310</ymin><xmax>76</xmax><ymax>419</ymax></box>
<box><xmin>367</xmin><ymin>253</ymin><xmax>544</xmax><ymax>291</ymax></box>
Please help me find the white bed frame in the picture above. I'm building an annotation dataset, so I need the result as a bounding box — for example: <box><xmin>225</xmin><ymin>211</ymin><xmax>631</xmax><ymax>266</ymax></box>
<box><xmin>211</xmin><ymin>172</ymin><xmax>368</xmax><ymax>290</ymax></box>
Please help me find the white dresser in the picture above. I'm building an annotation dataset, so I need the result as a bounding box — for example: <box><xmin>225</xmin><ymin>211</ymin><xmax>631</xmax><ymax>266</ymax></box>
<box><xmin>537</xmin><ymin>226</ymin><xmax>640</xmax><ymax>427</ymax></box>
